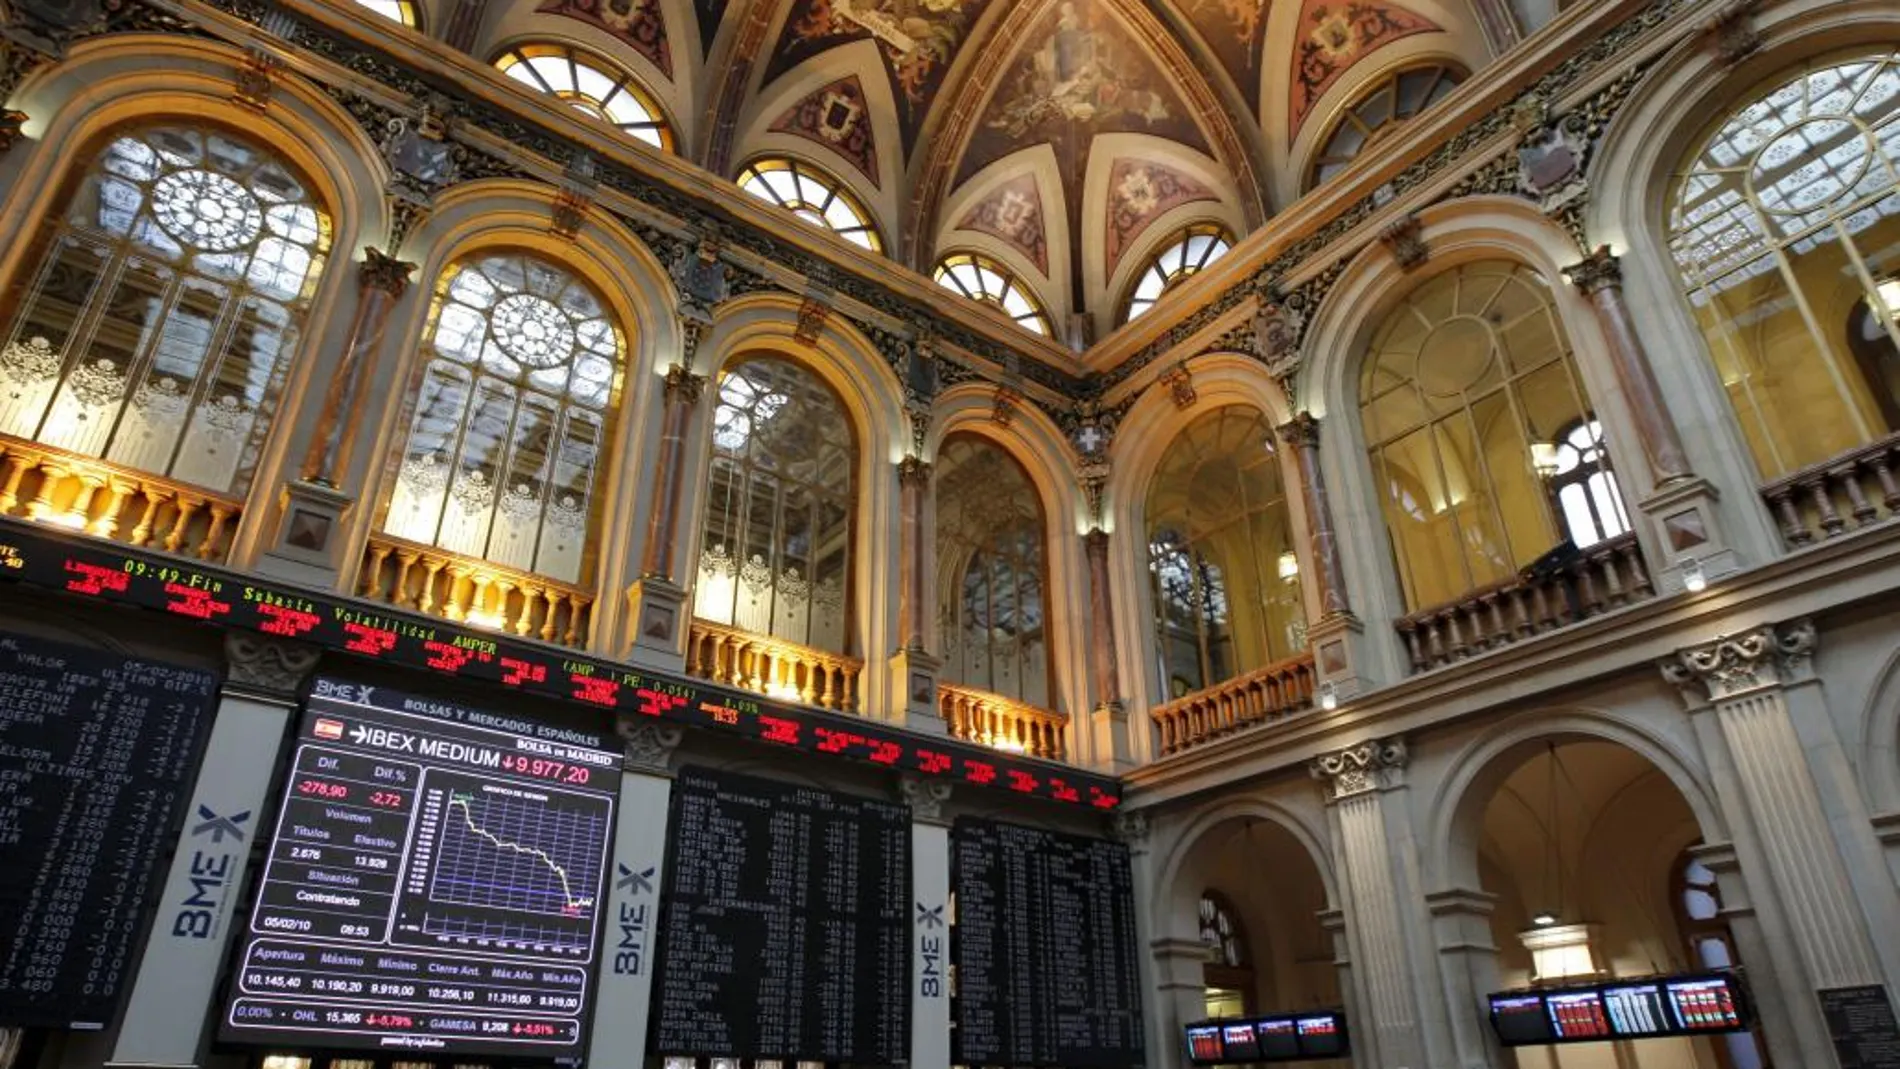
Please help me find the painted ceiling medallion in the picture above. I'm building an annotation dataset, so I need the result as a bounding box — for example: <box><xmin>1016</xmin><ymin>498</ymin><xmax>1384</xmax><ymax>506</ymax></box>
<box><xmin>1105</xmin><ymin>158</ymin><xmax>1217</xmax><ymax>274</ymax></box>
<box><xmin>770</xmin><ymin>75</ymin><xmax>881</xmax><ymax>187</ymax></box>
<box><xmin>1290</xmin><ymin>1</ymin><xmax>1441</xmax><ymax>137</ymax></box>
<box><xmin>537</xmin><ymin>0</ymin><xmax>674</xmax><ymax>79</ymax></box>
<box><xmin>956</xmin><ymin>173</ymin><xmax>1048</xmax><ymax>273</ymax></box>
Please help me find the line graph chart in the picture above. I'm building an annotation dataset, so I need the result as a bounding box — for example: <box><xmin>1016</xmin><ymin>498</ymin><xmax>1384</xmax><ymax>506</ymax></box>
<box><xmin>392</xmin><ymin>767</ymin><xmax>612</xmax><ymax>957</ymax></box>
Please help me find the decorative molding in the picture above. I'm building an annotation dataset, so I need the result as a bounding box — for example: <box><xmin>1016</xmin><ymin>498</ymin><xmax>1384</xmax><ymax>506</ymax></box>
<box><xmin>1160</xmin><ymin>362</ymin><xmax>1196</xmax><ymax>410</ymax></box>
<box><xmin>794</xmin><ymin>293</ymin><xmax>830</xmax><ymax>343</ymax></box>
<box><xmin>991</xmin><ymin>384</ymin><xmax>1020</xmax><ymax>427</ymax></box>
<box><xmin>1250</xmin><ymin>286</ymin><xmax>1304</xmax><ymax>380</ymax></box>
<box><xmin>898</xmin><ymin>774</ymin><xmax>952</xmax><ymax>824</ymax></box>
<box><xmin>1310</xmin><ymin>737</ymin><xmax>1408</xmax><ymax>799</ymax></box>
<box><xmin>1379</xmin><ymin>213</ymin><xmax>1428</xmax><ymax>270</ymax></box>
<box><xmin>222</xmin><ymin>632</ymin><xmax>321</xmax><ymax>698</ymax></box>
<box><xmin>1701</xmin><ymin>0</ymin><xmax>1760</xmax><ymax>66</ymax></box>
<box><xmin>1660</xmin><ymin>619</ymin><xmax>1817</xmax><ymax>705</ymax></box>
<box><xmin>616</xmin><ymin>720</ymin><xmax>684</xmax><ymax>775</ymax></box>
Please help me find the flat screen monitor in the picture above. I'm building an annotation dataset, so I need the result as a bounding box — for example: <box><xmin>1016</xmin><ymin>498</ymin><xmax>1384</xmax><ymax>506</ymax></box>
<box><xmin>1546</xmin><ymin>990</ymin><xmax>1612</xmax><ymax>1041</ymax></box>
<box><xmin>1185</xmin><ymin>1024</ymin><xmax>1224</xmax><ymax>1065</ymax></box>
<box><xmin>1221</xmin><ymin>1023</ymin><xmax>1260</xmax><ymax>1063</ymax></box>
<box><xmin>1665</xmin><ymin>976</ymin><xmax>1746</xmax><ymax>1033</ymax></box>
<box><xmin>1295</xmin><ymin>1014</ymin><xmax>1346</xmax><ymax>1058</ymax></box>
<box><xmin>1602</xmin><ymin>982</ymin><xmax>1672</xmax><ymax>1038</ymax></box>
<box><xmin>1490</xmin><ymin>993</ymin><xmax>1555</xmax><ymax>1047</ymax></box>
<box><xmin>1254</xmin><ymin>1018</ymin><xmax>1301</xmax><ymax>1060</ymax></box>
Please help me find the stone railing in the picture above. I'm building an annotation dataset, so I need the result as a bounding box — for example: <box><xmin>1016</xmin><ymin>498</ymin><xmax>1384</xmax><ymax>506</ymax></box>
<box><xmin>938</xmin><ymin>682</ymin><xmax>1069</xmax><ymax>761</ymax></box>
<box><xmin>685</xmin><ymin>618</ymin><xmax>863</xmax><ymax>714</ymax></box>
<box><xmin>1151</xmin><ymin>653</ymin><xmax>1318</xmax><ymax>758</ymax></box>
<box><xmin>358</xmin><ymin>535</ymin><xmax>595</xmax><ymax>648</ymax></box>
<box><xmin>1761</xmin><ymin>433</ymin><xmax>1900</xmax><ymax>548</ymax></box>
<box><xmin>1396</xmin><ymin>531</ymin><xmax>1652</xmax><ymax>674</ymax></box>
<box><xmin>0</xmin><ymin>436</ymin><xmax>243</xmax><ymax>561</ymax></box>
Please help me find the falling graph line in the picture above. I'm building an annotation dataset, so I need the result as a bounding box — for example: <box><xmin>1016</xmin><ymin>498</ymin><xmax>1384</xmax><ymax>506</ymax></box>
<box><xmin>445</xmin><ymin>792</ymin><xmax>594</xmax><ymax>913</ymax></box>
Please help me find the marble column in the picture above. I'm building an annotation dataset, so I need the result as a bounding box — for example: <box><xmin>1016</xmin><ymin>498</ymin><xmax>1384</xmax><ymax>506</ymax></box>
<box><xmin>626</xmin><ymin>365</ymin><xmax>704</xmax><ymax>672</ymax></box>
<box><xmin>1663</xmin><ymin>621</ymin><xmax>1900</xmax><ymax>1062</ymax></box>
<box><xmin>111</xmin><ymin>635</ymin><xmax>319</xmax><ymax>1068</ymax></box>
<box><xmin>902</xmin><ymin>776</ymin><xmax>954</xmax><ymax>1069</ymax></box>
<box><xmin>1562</xmin><ymin>247</ymin><xmax>1692</xmax><ymax>483</ymax></box>
<box><xmin>1275</xmin><ymin>412</ymin><xmax>1351</xmax><ymax>617</ymax></box>
<box><xmin>300</xmin><ymin>247</ymin><xmax>415</xmax><ymax>488</ymax></box>
<box><xmin>1085</xmin><ymin>527</ymin><xmax>1121</xmax><ymax>709</ymax></box>
<box><xmin>891</xmin><ymin>457</ymin><xmax>942</xmax><ymax>729</ymax></box>
<box><xmin>1311</xmin><ymin>739</ymin><xmax>1461</xmax><ymax>1069</ymax></box>
<box><xmin>586</xmin><ymin>721</ymin><xmax>683</xmax><ymax>1069</ymax></box>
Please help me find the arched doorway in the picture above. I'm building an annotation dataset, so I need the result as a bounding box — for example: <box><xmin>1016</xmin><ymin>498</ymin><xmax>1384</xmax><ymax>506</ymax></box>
<box><xmin>1456</xmin><ymin>738</ymin><xmax>1768</xmax><ymax>1068</ymax></box>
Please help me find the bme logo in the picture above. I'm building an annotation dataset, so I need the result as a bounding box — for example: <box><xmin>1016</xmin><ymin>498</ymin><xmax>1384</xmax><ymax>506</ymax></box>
<box><xmin>612</xmin><ymin>862</ymin><xmax>656</xmax><ymax>976</ymax></box>
<box><xmin>918</xmin><ymin>902</ymin><xmax>945</xmax><ymax>998</ymax></box>
<box><xmin>171</xmin><ymin>805</ymin><xmax>251</xmax><ymax>939</ymax></box>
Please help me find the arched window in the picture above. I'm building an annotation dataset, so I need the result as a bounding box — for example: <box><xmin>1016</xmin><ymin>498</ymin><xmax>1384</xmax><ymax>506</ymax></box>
<box><xmin>1538</xmin><ymin>418</ymin><xmax>1629</xmax><ymax>548</ymax></box>
<box><xmin>934</xmin><ymin>251</ymin><xmax>1051</xmax><ymax>336</ymax></box>
<box><xmin>1199</xmin><ymin>891</ymin><xmax>1252</xmax><ymax>1018</ymax></box>
<box><xmin>1361</xmin><ymin>261</ymin><xmax>1611</xmax><ymax>611</ymax></box>
<box><xmin>1147</xmin><ymin>406</ymin><xmax>1304</xmax><ymax>699</ymax></box>
<box><xmin>935</xmin><ymin>435</ymin><xmax>1050</xmax><ymax>708</ymax></box>
<box><xmin>1669</xmin><ymin>49</ymin><xmax>1900</xmax><ymax>478</ymax></box>
<box><xmin>694</xmin><ymin>356</ymin><xmax>855</xmax><ymax>654</ymax></box>
<box><xmin>1671</xmin><ymin>855</ymin><xmax>1766</xmax><ymax>1069</ymax></box>
<box><xmin>0</xmin><ymin>123</ymin><xmax>331</xmax><ymax>496</ymax></box>
<box><xmin>1123</xmin><ymin>224</ymin><xmax>1232</xmax><ymax>323</ymax></box>
<box><xmin>1308</xmin><ymin>64</ymin><xmax>1463</xmax><ymax>190</ymax></box>
<box><xmin>496</xmin><ymin>43</ymin><xmax>672</xmax><ymax>151</ymax></box>
<box><xmin>737</xmin><ymin>158</ymin><xmax>882</xmax><ymax>252</ymax></box>
<box><xmin>354</xmin><ymin>0</ymin><xmax>418</xmax><ymax>27</ymax></box>
<box><xmin>382</xmin><ymin>252</ymin><xmax>624</xmax><ymax>586</ymax></box>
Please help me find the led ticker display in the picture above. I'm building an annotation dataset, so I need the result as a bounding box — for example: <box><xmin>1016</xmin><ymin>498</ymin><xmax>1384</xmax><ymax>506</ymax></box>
<box><xmin>220</xmin><ymin>679</ymin><xmax>620</xmax><ymax>1057</ymax></box>
<box><xmin>1181</xmin><ymin>1011</ymin><xmax>1350</xmax><ymax>1065</ymax></box>
<box><xmin>1487</xmin><ymin>973</ymin><xmax>1751</xmax><ymax>1047</ymax></box>
<box><xmin>0</xmin><ymin>519</ymin><xmax>1119</xmax><ymax>809</ymax></box>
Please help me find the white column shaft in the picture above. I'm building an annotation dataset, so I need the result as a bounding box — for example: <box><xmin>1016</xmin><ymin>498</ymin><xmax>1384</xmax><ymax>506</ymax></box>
<box><xmin>587</xmin><ymin>769</ymin><xmax>676</xmax><ymax>1068</ymax></box>
<box><xmin>912</xmin><ymin>820</ymin><xmax>951</xmax><ymax>1069</ymax></box>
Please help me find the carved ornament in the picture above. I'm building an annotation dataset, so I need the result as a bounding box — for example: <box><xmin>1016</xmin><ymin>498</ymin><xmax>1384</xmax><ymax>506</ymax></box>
<box><xmin>794</xmin><ymin>294</ymin><xmax>830</xmax><ymax>343</ymax></box>
<box><xmin>617</xmin><ymin>720</ymin><xmax>684</xmax><ymax>775</ymax></box>
<box><xmin>1660</xmin><ymin>619</ymin><xmax>1816</xmax><ymax>705</ymax></box>
<box><xmin>233</xmin><ymin>47</ymin><xmax>278</xmax><ymax>112</ymax></box>
<box><xmin>1276</xmin><ymin>411</ymin><xmax>1321</xmax><ymax>451</ymax></box>
<box><xmin>359</xmin><ymin>245</ymin><xmax>415</xmax><ymax>297</ymax></box>
<box><xmin>991</xmin><ymin>384</ymin><xmax>1020</xmax><ymax>427</ymax></box>
<box><xmin>1160</xmin><ymin>363</ymin><xmax>1197</xmax><ymax>410</ymax></box>
<box><xmin>663</xmin><ymin>364</ymin><xmax>705</xmax><ymax>407</ymax></box>
<box><xmin>1311</xmin><ymin>737</ymin><xmax>1408</xmax><ymax>799</ymax></box>
<box><xmin>223</xmin><ymin>632</ymin><xmax>321</xmax><ymax>698</ymax></box>
<box><xmin>1562</xmin><ymin>246</ymin><xmax>1623</xmax><ymax>296</ymax></box>
<box><xmin>1380</xmin><ymin>214</ymin><xmax>1428</xmax><ymax>271</ymax></box>
<box><xmin>897</xmin><ymin>455</ymin><xmax>933</xmax><ymax>490</ymax></box>
<box><xmin>899</xmin><ymin>774</ymin><xmax>952</xmax><ymax>823</ymax></box>
<box><xmin>1112</xmin><ymin>810</ymin><xmax>1149</xmax><ymax>847</ymax></box>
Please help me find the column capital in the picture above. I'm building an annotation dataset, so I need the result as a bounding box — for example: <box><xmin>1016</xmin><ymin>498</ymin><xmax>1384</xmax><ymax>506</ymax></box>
<box><xmin>1084</xmin><ymin>526</ymin><xmax>1111</xmax><ymax>552</ymax></box>
<box><xmin>1111</xmin><ymin>810</ymin><xmax>1149</xmax><ymax>848</ymax></box>
<box><xmin>1562</xmin><ymin>245</ymin><xmax>1623</xmax><ymax>295</ymax></box>
<box><xmin>663</xmin><ymin>363</ymin><xmax>706</xmax><ymax>406</ymax></box>
<box><xmin>1659</xmin><ymin>618</ymin><xmax>1816</xmax><ymax>704</ymax></box>
<box><xmin>616</xmin><ymin>720</ymin><xmax>684</xmax><ymax>775</ymax></box>
<box><xmin>897</xmin><ymin>455</ymin><xmax>933</xmax><ymax>488</ymax></box>
<box><xmin>222</xmin><ymin>633</ymin><xmax>320</xmax><ymax>699</ymax></box>
<box><xmin>1275</xmin><ymin>410</ymin><xmax>1321</xmax><ymax>449</ymax></box>
<box><xmin>360</xmin><ymin>246</ymin><xmax>416</xmax><ymax>297</ymax></box>
<box><xmin>1310</xmin><ymin>736</ymin><xmax>1408</xmax><ymax>800</ymax></box>
<box><xmin>899</xmin><ymin>774</ymin><xmax>953</xmax><ymax>824</ymax></box>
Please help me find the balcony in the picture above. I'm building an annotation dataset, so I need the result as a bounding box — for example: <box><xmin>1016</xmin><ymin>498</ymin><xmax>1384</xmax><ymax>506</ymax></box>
<box><xmin>1396</xmin><ymin>531</ymin><xmax>1652</xmax><ymax>674</ymax></box>
<box><xmin>938</xmin><ymin>682</ymin><xmax>1069</xmax><ymax>761</ymax></box>
<box><xmin>685</xmin><ymin>618</ymin><xmax>863</xmax><ymax>714</ymax></box>
<box><xmin>357</xmin><ymin>535</ymin><xmax>596</xmax><ymax>648</ymax></box>
<box><xmin>1761</xmin><ymin>433</ymin><xmax>1900</xmax><ymax>547</ymax></box>
<box><xmin>1151</xmin><ymin>653</ymin><xmax>1318</xmax><ymax>758</ymax></box>
<box><xmin>0</xmin><ymin>436</ymin><xmax>242</xmax><ymax>561</ymax></box>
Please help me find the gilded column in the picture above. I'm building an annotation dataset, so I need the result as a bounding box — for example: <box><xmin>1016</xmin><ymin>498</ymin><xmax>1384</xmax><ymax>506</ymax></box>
<box><xmin>640</xmin><ymin>364</ymin><xmax>705</xmax><ymax>583</ymax></box>
<box><xmin>1275</xmin><ymin>412</ymin><xmax>1351</xmax><ymax>617</ymax></box>
<box><xmin>1562</xmin><ymin>248</ymin><xmax>1692</xmax><ymax>482</ymax></box>
<box><xmin>300</xmin><ymin>247</ymin><xmax>415</xmax><ymax>488</ymax></box>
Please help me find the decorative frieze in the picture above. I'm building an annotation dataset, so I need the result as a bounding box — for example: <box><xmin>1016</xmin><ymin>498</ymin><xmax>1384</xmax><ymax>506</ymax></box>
<box><xmin>1660</xmin><ymin>620</ymin><xmax>1816</xmax><ymax>705</ymax></box>
<box><xmin>1311</xmin><ymin>737</ymin><xmax>1408</xmax><ymax>799</ymax></box>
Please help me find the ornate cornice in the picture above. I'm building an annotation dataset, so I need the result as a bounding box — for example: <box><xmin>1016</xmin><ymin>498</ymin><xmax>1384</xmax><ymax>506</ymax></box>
<box><xmin>1310</xmin><ymin>737</ymin><xmax>1408</xmax><ymax>800</ymax></box>
<box><xmin>1660</xmin><ymin>619</ymin><xmax>1816</xmax><ymax>705</ymax></box>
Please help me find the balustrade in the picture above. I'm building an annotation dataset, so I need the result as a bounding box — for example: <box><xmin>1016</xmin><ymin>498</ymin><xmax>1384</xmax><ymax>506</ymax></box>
<box><xmin>1396</xmin><ymin>531</ymin><xmax>1651</xmax><ymax>674</ymax></box>
<box><xmin>358</xmin><ymin>535</ymin><xmax>594</xmax><ymax>649</ymax></box>
<box><xmin>938</xmin><ymin>682</ymin><xmax>1068</xmax><ymax>761</ymax></box>
<box><xmin>1761</xmin><ymin>433</ymin><xmax>1900</xmax><ymax>547</ymax></box>
<box><xmin>685</xmin><ymin>618</ymin><xmax>862</xmax><ymax>714</ymax></box>
<box><xmin>0</xmin><ymin>437</ymin><xmax>242</xmax><ymax>561</ymax></box>
<box><xmin>1150</xmin><ymin>653</ymin><xmax>1317</xmax><ymax>758</ymax></box>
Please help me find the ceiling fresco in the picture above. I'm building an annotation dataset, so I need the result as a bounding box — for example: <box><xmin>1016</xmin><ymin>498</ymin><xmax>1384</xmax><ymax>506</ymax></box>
<box><xmin>1104</xmin><ymin>158</ymin><xmax>1218</xmax><ymax>274</ymax></box>
<box><xmin>695</xmin><ymin>0</ymin><xmax>725</xmax><ymax>54</ymax></box>
<box><xmin>1177</xmin><ymin>0</ymin><xmax>1273</xmax><ymax>108</ymax></box>
<box><xmin>955</xmin><ymin>173</ymin><xmax>1050</xmax><ymax>273</ymax></box>
<box><xmin>769</xmin><ymin>74</ymin><xmax>883</xmax><ymax>186</ymax></box>
<box><xmin>538</xmin><ymin>0</ymin><xmax>673</xmax><ymax>78</ymax></box>
<box><xmin>1289</xmin><ymin>1</ymin><xmax>1442</xmax><ymax>137</ymax></box>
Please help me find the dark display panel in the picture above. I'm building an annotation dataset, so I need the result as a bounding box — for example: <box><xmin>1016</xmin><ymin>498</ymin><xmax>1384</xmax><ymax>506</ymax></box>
<box><xmin>652</xmin><ymin>766</ymin><xmax>909</xmax><ymax>1063</ymax></box>
<box><xmin>1489</xmin><ymin>973</ymin><xmax>1752</xmax><ymax>1047</ymax></box>
<box><xmin>1181</xmin><ymin>1011</ymin><xmax>1349</xmax><ymax>1065</ymax></box>
<box><xmin>953</xmin><ymin>819</ymin><xmax>1145</xmax><ymax>1068</ymax></box>
<box><xmin>0</xmin><ymin>519</ymin><xmax>1117</xmax><ymax>810</ymax></box>
<box><xmin>0</xmin><ymin>632</ymin><xmax>216</xmax><ymax>1029</ymax></box>
<box><xmin>220</xmin><ymin>679</ymin><xmax>620</xmax><ymax>1057</ymax></box>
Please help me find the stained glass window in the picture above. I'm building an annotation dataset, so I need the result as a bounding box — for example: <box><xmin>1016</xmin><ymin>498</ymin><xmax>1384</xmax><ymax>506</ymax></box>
<box><xmin>935</xmin><ymin>436</ymin><xmax>1050</xmax><ymax>708</ymax></box>
<box><xmin>0</xmin><ymin>124</ymin><xmax>331</xmax><ymax>496</ymax></box>
<box><xmin>1308</xmin><ymin>65</ymin><xmax>1462</xmax><ymax>190</ymax></box>
<box><xmin>694</xmin><ymin>357</ymin><xmax>855</xmax><ymax>655</ymax></box>
<box><xmin>1123</xmin><ymin>223</ymin><xmax>1232</xmax><ymax>323</ymax></box>
<box><xmin>934</xmin><ymin>251</ymin><xmax>1051</xmax><ymax>336</ymax></box>
<box><xmin>737</xmin><ymin>158</ymin><xmax>882</xmax><ymax>252</ymax></box>
<box><xmin>382</xmin><ymin>253</ymin><xmax>624</xmax><ymax>585</ymax></box>
<box><xmin>496</xmin><ymin>43</ymin><xmax>671</xmax><ymax>151</ymax></box>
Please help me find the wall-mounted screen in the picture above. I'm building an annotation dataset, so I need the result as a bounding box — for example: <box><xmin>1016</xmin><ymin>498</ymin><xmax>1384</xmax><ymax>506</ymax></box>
<box><xmin>1489</xmin><ymin>973</ymin><xmax>1751</xmax><ymax>1047</ymax></box>
<box><xmin>1181</xmin><ymin>1010</ymin><xmax>1348</xmax><ymax>1065</ymax></box>
<box><xmin>219</xmin><ymin>680</ymin><xmax>621</xmax><ymax>1058</ymax></box>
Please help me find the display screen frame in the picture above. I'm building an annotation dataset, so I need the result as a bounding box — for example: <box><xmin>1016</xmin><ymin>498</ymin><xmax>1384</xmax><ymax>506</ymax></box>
<box><xmin>1181</xmin><ymin>1010</ymin><xmax>1350</xmax><ymax>1065</ymax></box>
<box><xmin>1486</xmin><ymin>972</ymin><xmax>1753</xmax><ymax>1047</ymax></box>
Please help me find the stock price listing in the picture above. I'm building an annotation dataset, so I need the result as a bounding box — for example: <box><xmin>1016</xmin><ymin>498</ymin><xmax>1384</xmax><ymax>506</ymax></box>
<box><xmin>221</xmin><ymin>680</ymin><xmax>621</xmax><ymax>1058</ymax></box>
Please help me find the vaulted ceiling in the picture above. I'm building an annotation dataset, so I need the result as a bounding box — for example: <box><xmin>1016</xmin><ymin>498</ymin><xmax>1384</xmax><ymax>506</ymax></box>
<box><xmin>414</xmin><ymin>0</ymin><xmax>1560</xmax><ymax>344</ymax></box>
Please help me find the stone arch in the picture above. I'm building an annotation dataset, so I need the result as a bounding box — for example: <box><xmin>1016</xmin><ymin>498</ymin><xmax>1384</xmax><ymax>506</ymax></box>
<box><xmin>1856</xmin><ymin>644</ymin><xmax>1900</xmax><ymax>815</ymax></box>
